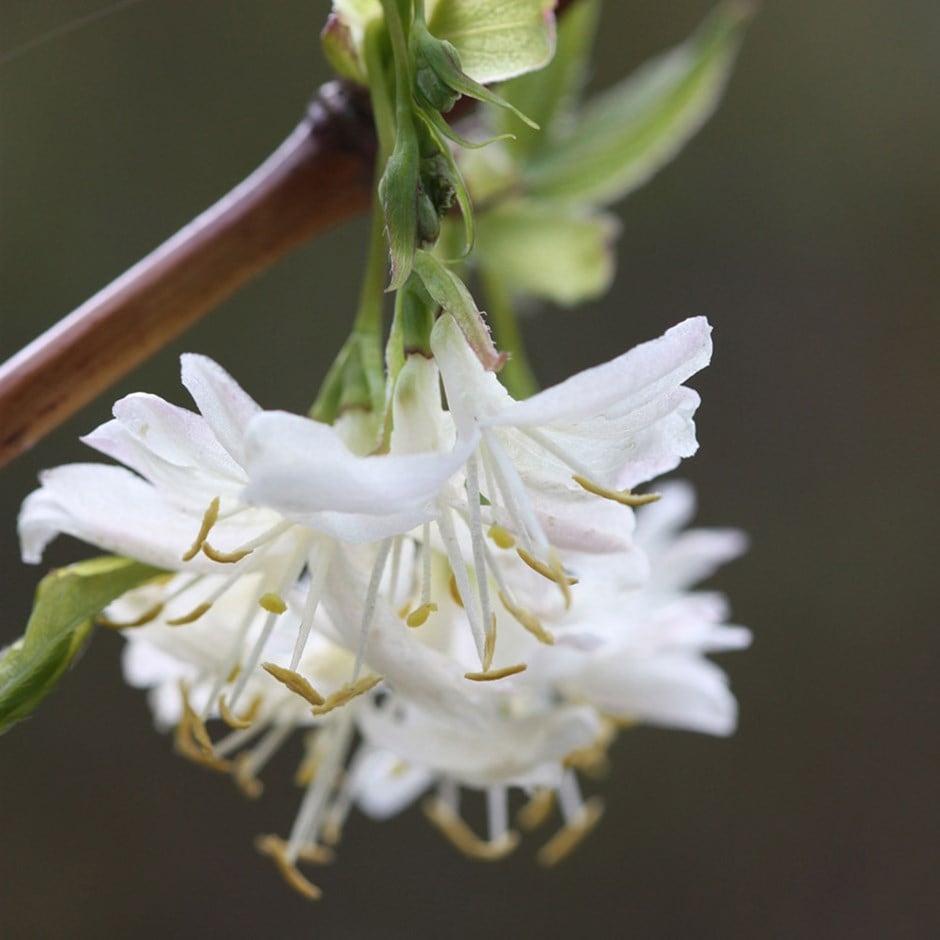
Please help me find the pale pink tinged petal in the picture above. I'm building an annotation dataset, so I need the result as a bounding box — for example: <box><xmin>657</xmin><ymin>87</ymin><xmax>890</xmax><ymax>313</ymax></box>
<box><xmin>493</xmin><ymin>317</ymin><xmax>712</xmax><ymax>428</ymax></box>
<box><xmin>651</xmin><ymin>529</ymin><xmax>750</xmax><ymax>591</ymax></box>
<box><xmin>243</xmin><ymin>411</ymin><xmax>476</xmax><ymax>518</ymax></box>
<box><xmin>633</xmin><ymin>480</ymin><xmax>698</xmax><ymax>544</ymax></box>
<box><xmin>18</xmin><ymin>464</ymin><xmax>210</xmax><ymax>570</ymax></box>
<box><xmin>351</xmin><ymin>749</ymin><xmax>435</xmax><ymax>820</ymax></box>
<box><xmin>567</xmin><ymin>654</ymin><xmax>738</xmax><ymax>736</ymax></box>
<box><xmin>180</xmin><ymin>354</ymin><xmax>262</xmax><ymax>467</ymax></box>
<box><xmin>111</xmin><ymin>393</ymin><xmax>244</xmax><ymax>479</ymax></box>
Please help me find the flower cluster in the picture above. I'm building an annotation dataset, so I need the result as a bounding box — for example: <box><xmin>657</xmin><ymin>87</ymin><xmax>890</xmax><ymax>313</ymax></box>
<box><xmin>19</xmin><ymin>314</ymin><xmax>749</xmax><ymax>897</ymax></box>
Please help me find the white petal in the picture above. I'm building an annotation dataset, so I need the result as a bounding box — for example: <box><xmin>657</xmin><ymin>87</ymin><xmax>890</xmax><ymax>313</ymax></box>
<box><xmin>351</xmin><ymin>748</ymin><xmax>435</xmax><ymax>820</ymax></box>
<box><xmin>180</xmin><ymin>354</ymin><xmax>262</xmax><ymax>467</ymax></box>
<box><xmin>243</xmin><ymin>411</ymin><xmax>476</xmax><ymax>520</ymax></box>
<box><xmin>18</xmin><ymin>464</ymin><xmax>205</xmax><ymax>569</ymax></box>
<box><xmin>563</xmin><ymin>653</ymin><xmax>739</xmax><ymax>736</ymax></box>
<box><xmin>493</xmin><ymin>317</ymin><xmax>712</xmax><ymax>428</ymax></box>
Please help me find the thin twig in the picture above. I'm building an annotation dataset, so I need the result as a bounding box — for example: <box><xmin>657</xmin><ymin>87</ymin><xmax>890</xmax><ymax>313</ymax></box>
<box><xmin>0</xmin><ymin>81</ymin><xmax>376</xmax><ymax>469</ymax></box>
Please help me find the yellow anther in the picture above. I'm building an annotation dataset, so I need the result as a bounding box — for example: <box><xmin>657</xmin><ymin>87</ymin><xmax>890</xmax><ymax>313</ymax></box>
<box><xmin>96</xmin><ymin>602</ymin><xmax>164</xmax><ymax>630</ymax></box>
<box><xmin>294</xmin><ymin>734</ymin><xmax>320</xmax><ymax>787</ymax></box>
<box><xmin>406</xmin><ymin>602</ymin><xmax>438</xmax><ymax>627</ymax></box>
<box><xmin>482</xmin><ymin>614</ymin><xmax>497</xmax><ymax>672</ymax></box>
<box><xmin>202</xmin><ymin>541</ymin><xmax>252</xmax><ymax>564</ymax></box>
<box><xmin>262</xmin><ymin>662</ymin><xmax>325</xmax><ymax>707</ymax></box>
<box><xmin>397</xmin><ymin>600</ymin><xmax>412</xmax><ymax>619</ymax></box>
<box><xmin>174</xmin><ymin>685</ymin><xmax>232</xmax><ymax>773</ymax></box>
<box><xmin>232</xmin><ymin>753</ymin><xmax>264</xmax><ymax>799</ymax></box>
<box><xmin>226</xmin><ymin>663</ymin><xmax>242</xmax><ymax>684</ymax></box>
<box><xmin>219</xmin><ymin>693</ymin><xmax>262</xmax><ymax>730</ymax></box>
<box><xmin>464</xmin><ymin>663</ymin><xmax>527</xmax><ymax>682</ymax></box>
<box><xmin>448</xmin><ymin>573</ymin><xmax>464</xmax><ymax>607</ymax></box>
<box><xmin>255</xmin><ymin>835</ymin><xmax>322</xmax><ymax>901</ymax></box>
<box><xmin>517</xmin><ymin>789</ymin><xmax>555</xmax><ymax>831</ymax></box>
<box><xmin>296</xmin><ymin>843</ymin><xmax>336</xmax><ymax>866</ymax></box>
<box><xmin>572</xmin><ymin>474</ymin><xmax>661</xmax><ymax>508</ymax></box>
<box><xmin>182</xmin><ymin>497</ymin><xmax>220</xmax><ymax>561</ymax></box>
<box><xmin>321</xmin><ymin>817</ymin><xmax>344</xmax><ymax>847</ymax></box>
<box><xmin>259</xmin><ymin>592</ymin><xmax>287</xmax><ymax>614</ymax></box>
<box><xmin>564</xmin><ymin>720</ymin><xmax>618</xmax><ymax>778</ymax></box>
<box><xmin>516</xmin><ymin>549</ymin><xmax>576</xmax><ymax>608</ymax></box>
<box><xmin>536</xmin><ymin>797</ymin><xmax>605</xmax><ymax>867</ymax></box>
<box><xmin>498</xmin><ymin>591</ymin><xmax>555</xmax><ymax>645</ymax></box>
<box><xmin>423</xmin><ymin>798</ymin><xmax>520</xmax><ymax>861</ymax></box>
<box><xmin>311</xmin><ymin>675</ymin><xmax>383</xmax><ymax>716</ymax></box>
<box><xmin>166</xmin><ymin>602</ymin><xmax>212</xmax><ymax>626</ymax></box>
<box><xmin>487</xmin><ymin>524</ymin><xmax>515</xmax><ymax>549</ymax></box>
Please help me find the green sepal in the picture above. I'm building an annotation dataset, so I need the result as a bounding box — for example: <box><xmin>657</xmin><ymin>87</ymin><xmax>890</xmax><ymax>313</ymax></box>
<box><xmin>474</xmin><ymin>199</ymin><xmax>620</xmax><ymax>306</ymax></box>
<box><xmin>412</xmin><ymin>249</ymin><xmax>505</xmax><ymax>371</ymax></box>
<box><xmin>524</xmin><ymin>1</ymin><xmax>752</xmax><ymax>205</ymax></box>
<box><xmin>378</xmin><ymin>109</ymin><xmax>421</xmax><ymax>290</ymax></box>
<box><xmin>412</xmin><ymin>19</ymin><xmax>539</xmax><ymax>130</ymax></box>
<box><xmin>0</xmin><ymin>556</ymin><xmax>165</xmax><ymax>735</ymax></box>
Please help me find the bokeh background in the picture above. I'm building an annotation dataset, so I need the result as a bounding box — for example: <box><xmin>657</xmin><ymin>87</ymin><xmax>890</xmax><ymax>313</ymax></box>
<box><xmin>1</xmin><ymin>1</ymin><xmax>937</xmax><ymax>936</ymax></box>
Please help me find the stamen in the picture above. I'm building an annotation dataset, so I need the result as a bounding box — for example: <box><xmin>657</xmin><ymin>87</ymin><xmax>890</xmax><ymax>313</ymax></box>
<box><xmin>232</xmin><ymin>720</ymin><xmax>295</xmax><ymax>798</ymax></box>
<box><xmin>516</xmin><ymin>548</ymin><xmax>577</xmax><ymax>607</ymax></box>
<box><xmin>448</xmin><ymin>573</ymin><xmax>464</xmax><ymax>607</ymax></box>
<box><xmin>487</xmin><ymin>785</ymin><xmax>510</xmax><ymax>844</ymax></box>
<box><xmin>483</xmin><ymin>432</ymin><xmax>549</xmax><ymax>554</ymax></box>
<box><xmin>536</xmin><ymin>797</ymin><xmax>605</xmax><ymax>867</ymax></box>
<box><xmin>517</xmin><ymin>789</ymin><xmax>555</xmax><ymax>831</ymax></box>
<box><xmin>174</xmin><ymin>685</ymin><xmax>232</xmax><ymax>773</ymax></box>
<box><xmin>259</xmin><ymin>592</ymin><xmax>287</xmax><ymax>614</ymax></box>
<box><xmin>420</xmin><ymin>522</ymin><xmax>432</xmax><ymax>608</ymax></box>
<box><xmin>294</xmin><ymin>730</ymin><xmax>321</xmax><ymax>787</ymax></box>
<box><xmin>423</xmin><ymin>797</ymin><xmax>519</xmax><ymax>861</ymax></box>
<box><xmin>311</xmin><ymin>675</ymin><xmax>382</xmax><ymax>716</ymax></box>
<box><xmin>202</xmin><ymin>541</ymin><xmax>252</xmax><ymax>564</ymax></box>
<box><xmin>286</xmin><ymin>711</ymin><xmax>356</xmax><ymax>861</ymax></box>
<box><xmin>182</xmin><ymin>497</ymin><xmax>220</xmax><ymax>561</ymax></box>
<box><xmin>289</xmin><ymin>539</ymin><xmax>334</xmax><ymax>672</ymax></box>
<box><xmin>465</xmin><ymin>454</ymin><xmax>495</xmax><ymax>665</ymax></box>
<box><xmin>255</xmin><ymin>835</ymin><xmax>322</xmax><ymax>901</ymax></box>
<box><xmin>572</xmin><ymin>474</ymin><xmax>661</xmax><ymax>507</ymax></box>
<box><xmin>464</xmin><ymin>663</ymin><xmax>527</xmax><ymax>682</ymax></box>
<box><xmin>482</xmin><ymin>613</ymin><xmax>497</xmax><ymax>672</ymax></box>
<box><xmin>406</xmin><ymin>602</ymin><xmax>438</xmax><ymax>627</ymax></box>
<box><xmin>262</xmin><ymin>662</ymin><xmax>325</xmax><ymax>707</ymax></box>
<box><xmin>166</xmin><ymin>602</ymin><xmax>212</xmax><ymax>626</ymax></box>
<box><xmin>498</xmin><ymin>591</ymin><xmax>555</xmax><ymax>645</ymax></box>
<box><xmin>563</xmin><ymin>720</ymin><xmax>617</xmax><ymax>778</ymax></box>
<box><xmin>438</xmin><ymin>508</ymin><xmax>485</xmax><ymax>661</ymax></box>
<box><xmin>352</xmin><ymin>538</ymin><xmax>393</xmax><ymax>680</ymax></box>
<box><xmin>487</xmin><ymin>523</ymin><xmax>515</xmax><ymax>549</ymax></box>
<box><xmin>96</xmin><ymin>602</ymin><xmax>164</xmax><ymax>629</ymax></box>
<box><xmin>219</xmin><ymin>693</ymin><xmax>262</xmax><ymax>729</ymax></box>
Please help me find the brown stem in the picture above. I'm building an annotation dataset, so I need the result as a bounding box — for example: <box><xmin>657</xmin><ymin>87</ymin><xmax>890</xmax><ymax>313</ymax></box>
<box><xmin>0</xmin><ymin>80</ymin><xmax>376</xmax><ymax>469</ymax></box>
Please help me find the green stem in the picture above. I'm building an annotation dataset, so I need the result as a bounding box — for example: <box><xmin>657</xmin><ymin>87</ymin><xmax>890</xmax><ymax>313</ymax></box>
<box><xmin>480</xmin><ymin>264</ymin><xmax>539</xmax><ymax>398</ymax></box>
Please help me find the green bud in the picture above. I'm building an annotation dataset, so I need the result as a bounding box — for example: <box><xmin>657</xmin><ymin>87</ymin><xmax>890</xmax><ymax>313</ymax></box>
<box><xmin>414</xmin><ymin>29</ymin><xmax>463</xmax><ymax>113</ymax></box>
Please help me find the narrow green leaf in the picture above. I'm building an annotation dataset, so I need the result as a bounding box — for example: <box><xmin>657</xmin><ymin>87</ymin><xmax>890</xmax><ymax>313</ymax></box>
<box><xmin>524</xmin><ymin>1</ymin><xmax>752</xmax><ymax>205</ymax></box>
<box><xmin>0</xmin><ymin>556</ymin><xmax>164</xmax><ymax>734</ymax></box>
<box><xmin>475</xmin><ymin>199</ymin><xmax>619</xmax><ymax>306</ymax></box>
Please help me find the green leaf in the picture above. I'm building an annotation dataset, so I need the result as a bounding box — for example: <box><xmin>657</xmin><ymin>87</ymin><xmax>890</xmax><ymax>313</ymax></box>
<box><xmin>475</xmin><ymin>199</ymin><xmax>619</xmax><ymax>306</ymax></box>
<box><xmin>497</xmin><ymin>0</ymin><xmax>601</xmax><ymax>159</ymax></box>
<box><xmin>524</xmin><ymin>1</ymin><xmax>752</xmax><ymax>205</ymax></box>
<box><xmin>426</xmin><ymin>0</ymin><xmax>556</xmax><ymax>85</ymax></box>
<box><xmin>0</xmin><ymin>556</ymin><xmax>164</xmax><ymax>735</ymax></box>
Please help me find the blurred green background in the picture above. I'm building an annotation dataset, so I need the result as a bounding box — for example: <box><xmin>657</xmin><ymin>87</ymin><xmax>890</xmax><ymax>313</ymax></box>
<box><xmin>1</xmin><ymin>1</ymin><xmax>937</xmax><ymax>936</ymax></box>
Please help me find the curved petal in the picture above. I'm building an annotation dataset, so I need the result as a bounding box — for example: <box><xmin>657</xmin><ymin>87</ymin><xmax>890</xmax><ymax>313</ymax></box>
<box><xmin>243</xmin><ymin>411</ymin><xmax>476</xmax><ymax>520</ymax></box>
<box><xmin>494</xmin><ymin>317</ymin><xmax>712</xmax><ymax>428</ymax></box>
<box><xmin>180</xmin><ymin>354</ymin><xmax>262</xmax><ymax>467</ymax></box>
